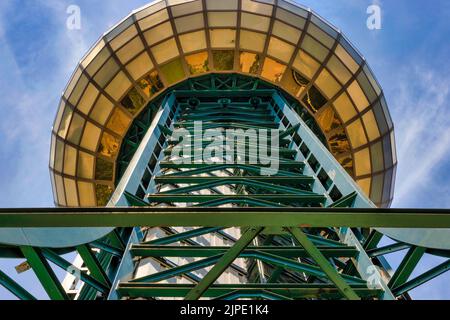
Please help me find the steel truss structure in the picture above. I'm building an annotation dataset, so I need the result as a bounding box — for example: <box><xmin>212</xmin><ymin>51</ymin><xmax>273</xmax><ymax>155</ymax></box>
<box><xmin>1</xmin><ymin>75</ymin><xmax>449</xmax><ymax>301</ymax></box>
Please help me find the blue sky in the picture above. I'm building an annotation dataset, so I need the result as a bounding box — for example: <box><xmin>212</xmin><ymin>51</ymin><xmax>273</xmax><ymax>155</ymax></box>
<box><xmin>0</xmin><ymin>0</ymin><xmax>449</xmax><ymax>300</ymax></box>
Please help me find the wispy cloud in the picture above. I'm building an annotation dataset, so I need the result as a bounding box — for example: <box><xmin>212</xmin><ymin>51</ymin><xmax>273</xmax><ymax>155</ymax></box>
<box><xmin>391</xmin><ymin>64</ymin><xmax>450</xmax><ymax>208</ymax></box>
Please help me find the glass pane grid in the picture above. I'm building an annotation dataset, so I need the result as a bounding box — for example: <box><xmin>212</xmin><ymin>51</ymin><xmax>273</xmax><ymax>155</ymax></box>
<box><xmin>50</xmin><ymin>0</ymin><xmax>396</xmax><ymax>208</ymax></box>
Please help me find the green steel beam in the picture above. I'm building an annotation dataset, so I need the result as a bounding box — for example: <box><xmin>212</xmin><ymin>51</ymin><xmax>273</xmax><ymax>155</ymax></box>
<box><xmin>214</xmin><ymin>290</ymin><xmax>293</xmax><ymax>301</ymax></box>
<box><xmin>367</xmin><ymin>243</ymin><xmax>411</xmax><ymax>258</ymax></box>
<box><xmin>389</xmin><ymin>246</ymin><xmax>426</xmax><ymax>291</ymax></box>
<box><xmin>1</xmin><ymin>208</ymin><xmax>450</xmax><ymax>228</ymax></box>
<box><xmin>288</xmin><ymin>228</ymin><xmax>361</xmax><ymax>300</ymax></box>
<box><xmin>159</xmin><ymin>162</ymin><xmax>305</xmax><ymax>171</ymax></box>
<box><xmin>90</xmin><ymin>241</ymin><xmax>123</xmax><ymax>257</ymax></box>
<box><xmin>0</xmin><ymin>269</ymin><xmax>36</xmax><ymax>300</ymax></box>
<box><xmin>145</xmin><ymin>194</ymin><xmax>326</xmax><ymax>205</ymax></box>
<box><xmin>130</xmin><ymin>245</ymin><xmax>358</xmax><ymax>259</ymax></box>
<box><xmin>130</xmin><ymin>255</ymin><xmax>222</xmax><ymax>283</ymax></box>
<box><xmin>117</xmin><ymin>283</ymin><xmax>381</xmax><ymax>299</ymax></box>
<box><xmin>20</xmin><ymin>246</ymin><xmax>68</xmax><ymax>300</ymax></box>
<box><xmin>185</xmin><ymin>227</ymin><xmax>264</xmax><ymax>300</ymax></box>
<box><xmin>157</xmin><ymin>180</ymin><xmax>317</xmax><ymax>196</ymax></box>
<box><xmin>155</xmin><ymin>176</ymin><xmax>314</xmax><ymax>186</ymax></box>
<box><xmin>128</xmin><ymin>248</ymin><xmax>365</xmax><ymax>285</ymax></box>
<box><xmin>393</xmin><ymin>259</ymin><xmax>450</xmax><ymax>296</ymax></box>
<box><xmin>144</xmin><ymin>227</ymin><xmax>225</xmax><ymax>245</ymax></box>
<box><xmin>77</xmin><ymin>245</ymin><xmax>112</xmax><ymax>288</ymax></box>
<box><xmin>41</xmin><ymin>249</ymin><xmax>109</xmax><ymax>294</ymax></box>
<box><xmin>192</xmin><ymin>197</ymin><xmax>287</xmax><ymax>208</ymax></box>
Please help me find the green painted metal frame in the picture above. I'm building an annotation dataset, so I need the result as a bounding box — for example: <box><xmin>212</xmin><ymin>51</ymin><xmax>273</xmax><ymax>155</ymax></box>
<box><xmin>2</xmin><ymin>75</ymin><xmax>450</xmax><ymax>301</ymax></box>
<box><xmin>0</xmin><ymin>208</ymin><xmax>449</xmax><ymax>228</ymax></box>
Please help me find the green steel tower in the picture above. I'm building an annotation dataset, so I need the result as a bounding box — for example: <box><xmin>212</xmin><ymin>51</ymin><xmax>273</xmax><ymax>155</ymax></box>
<box><xmin>1</xmin><ymin>0</ymin><xmax>450</xmax><ymax>301</ymax></box>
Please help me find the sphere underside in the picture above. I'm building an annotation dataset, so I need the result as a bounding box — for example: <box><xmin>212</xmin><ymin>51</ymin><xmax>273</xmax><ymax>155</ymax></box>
<box><xmin>49</xmin><ymin>0</ymin><xmax>397</xmax><ymax>208</ymax></box>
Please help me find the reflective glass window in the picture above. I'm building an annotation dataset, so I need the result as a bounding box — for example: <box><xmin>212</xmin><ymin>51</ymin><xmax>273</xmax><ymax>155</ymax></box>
<box><xmin>272</xmin><ymin>20</ymin><xmax>301</xmax><ymax>44</ymax></box>
<box><xmin>372</xmin><ymin>100</ymin><xmax>388</xmax><ymax>135</ymax></box>
<box><xmin>80</xmin><ymin>122</ymin><xmax>102</xmax><ymax>152</ymax></box>
<box><xmin>126</xmin><ymin>52</ymin><xmax>154</xmax><ymax>79</ymax></box>
<box><xmin>64</xmin><ymin>145</ymin><xmax>77</xmax><ymax>176</ymax></box>
<box><xmin>212</xmin><ymin>50</ymin><xmax>235</xmax><ymax>70</ymax></box>
<box><xmin>362</xmin><ymin>110</ymin><xmax>380</xmax><ymax>141</ymax></box>
<box><xmin>78</xmin><ymin>181</ymin><xmax>96</xmax><ymax>206</ymax></box>
<box><xmin>328</xmin><ymin>128</ymin><xmax>350</xmax><ymax>155</ymax></box>
<box><xmin>357</xmin><ymin>72</ymin><xmax>377</xmax><ymax>103</ymax></box>
<box><xmin>54</xmin><ymin>174</ymin><xmax>66</xmax><ymax>206</ymax></box>
<box><xmin>121</xmin><ymin>88</ymin><xmax>146</xmax><ymax>116</ymax></box>
<box><xmin>241</xmin><ymin>13</ymin><xmax>270</xmax><ymax>32</ymax></box>
<box><xmin>105</xmin><ymin>72</ymin><xmax>132</xmax><ymax>101</ymax></box>
<box><xmin>110</xmin><ymin>25</ymin><xmax>138</xmax><ymax>50</ymax></box>
<box><xmin>242</xmin><ymin>0</ymin><xmax>273</xmax><ymax>15</ymax></box>
<box><xmin>95</xmin><ymin>184</ymin><xmax>113</xmax><ymax>206</ymax></box>
<box><xmin>316</xmin><ymin>106</ymin><xmax>342</xmax><ymax>134</ymax></box>
<box><xmin>301</xmin><ymin>35</ymin><xmax>329</xmax><ymax>62</ymax></box>
<box><xmin>208</xmin><ymin>12</ymin><xmax>237</xmax><ymax>27</ymax></box>
<box><xmin>370</xmin><ymin>174</ymin><xmax>384</xmax><ymax>204</ymax></box>
<box><xmin>357</xmin><ymin>178</ymin><xmax>371</xmax><ymax>196</ymax></box>
<box><xmin>95</xmin><ymin>158</ymin><xmax>114</xmax><ymax>181</ymax></box>
<box><xmin>348</xmin><ymin>80</ymin><xmax>369</xmax><ymax>112</ymax></box>
<box><xmin>85</xmin><ymin>47</ymin><xmax>110</xmax><ymax>77</ymax></box>
<box><xmin>50</xmin><ymin>134</ymin><xmax>56</xmax><ymax>169</ymax></box>
<box><xmin>240</xmin><ymin>52</ymin><xmax>261</xmax><ymax>74</ymax></box>
<box><xmin>335</xmin><ymin>44</ymin><xmax>359</xmax><ymax>74</ymax></box>
<box><xmin>292</xmin><ymin>50</ymin><xmax>320</xmax><ymax>79</ymax></box>
<box><xmin>144</xmin><ymin>22</ymin><xmax>173</xmax><ymax>46</ymax></box>
<box><xmin>206</xmin><ymin>0</ymin><xmax>238</xmax><ymax>10</ymax></box>
<box><xmin>93</xmin><ymin>58</ymin><xmax>120</xmax><ymax>88</ymax></box>
<box><xmin>370</xmin><ymin>141</ymin><xmax>384</xmax><ymax>172</ymax></box>
<box><xmin>98</xmin><ymin>132</ymin><xmax>120</xmax><ymax>159</ymax></box>
<box><xmin>64</xmin><ymin>178</ymin><xmax>79</xmax><ymax>207</ymax></box>
<box><xmin>210</xmin><ymin>29</ymin><xmax>236</xmax><ymax>48</ymax></box>
<box><xmin>81</xmin><ymin>41</ymin><xmax>105</xmax><ymax>72</ymax></box>
<box><xmin>354</xmin><ymin>148</ymin><xmax>371</xmax><ymax>176</ymax></box>
<box><xmin>315</xmin><ymin>69</ymin><xmax>340</xmax><ymax>99</ymax></box>
<box><xmin>107</xmin><ymin>108</ymin><xmax>132</xmax><ymax>134</ymax></box>
<box><xmin>179</xmin><ymin>30</ymin><xmax>207</xmax><ymax>53</ymax></box>
<box><xmin>327</xmin><ymin>55</ymin><xmax>351</xmax><ymax>85</ymax></box>
<box><xmin>57</xmin><ymin>106</ymin><xmax>73</xmax><ymax>139</ymax></box>
<box><xmin>171</xmin><ymin>0</ymin><xmax>203</xmax><ymax>17</ymax></box>
<box><xmin>174</xmin><ymin>13</ymin><xmax>204</xmax><ymax>33</ymax></box>
<box><xmin>68</xmin><ymin>74</ymin><xmax>89</xmax><ymax>106</ymax></box>
<box><xmin>138</xmin><ymin>9</ymin><xmax>169</xmax><ymax>31</ymax></box>
<box><xmin>364</xmin><ymin>65</ymin><xmax>382</xmax><ymax>96</ymax></box>
<box><xmin>186</xmin><ymin>51</ymin><xmax>210</xmax><ymax>74</ymax></box>
<box><xmin>240</xmin><ymin>30</ymin><xmax>266</xmax><ymax>52</ymax></box>
<box><xmin>333</xmin><ymin>92</ymin><xmax>357</xmax><ymax>123</ymax></box>
<box><xmin>151</xmin><ymin>38</ymin><xmax>180</xmax><ymax>64</ymax></box>
<box><xmin>54</xmin><ymin>139</ymin><xmax>64</xmax><ymax>173</ymax></box>
<box><xmin>67</xmin><ymin>112</ymin><xmax>85</xmax><ymax>145</ymax></box>
<box><xmin>117</xmin><ymin>37</ymin><xmax>145</xmax><ymax>64</ymax></box>
<box><xmin>78</xmin><ymin>151</ymin><xmax>95</xmax><ymax>179</ymax></box>
<box><xmin>347</xmin><ymin>119</ymin><xmax>368</xmax><ymax>148</ymax></box>
<box><xmin>91</xmin><ymin>95</ymin><xmax>114</xmax><ymax>126</ymax></box>
<box><xmin>308</xmin><ymin>23</ymin><xmax>334</xmax><ymax>49</ymax></box>
<box><xmin>78</xmin><ymin>83</ymin><xmax>99</xmax><ymax>115</ymax></box>
<box><xmin>267</xmin><ymin>37</ymin><xmax>295</xmax><ymax>63</ymax></box>
<box><xmin>275</xmin><ymin>8</ymin><xmax>306</xmax><ymax>29</ymax></box>
<box><xmin>139</xmin><ymin>71</ymin><xmax>164</xmax><ymax>97</ymax></box>
<box><xmin>261</xmin><ymin>58</ymin><xmax>286</xmax><ymax>82</ymax></box>
<box><xmin>160</xmin><ymin>58</ymin><xmax>186</xmax><ymax>85</ymax></box>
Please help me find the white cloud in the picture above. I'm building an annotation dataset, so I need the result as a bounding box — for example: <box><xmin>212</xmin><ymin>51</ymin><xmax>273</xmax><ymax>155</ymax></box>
<box><xmin>391</xmin><ymin>64</ymin><xmax>450</xmax><ymax>207</ymax></box>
